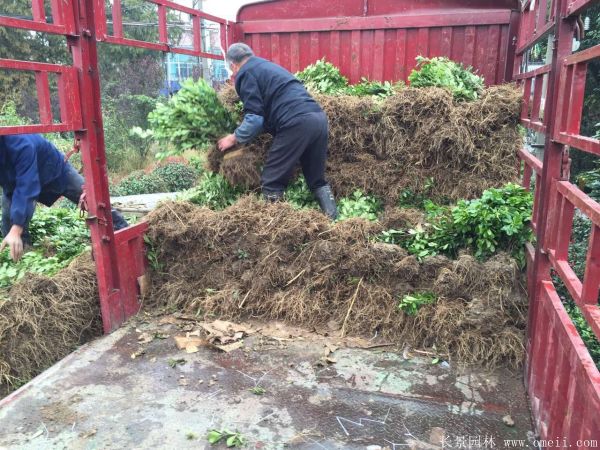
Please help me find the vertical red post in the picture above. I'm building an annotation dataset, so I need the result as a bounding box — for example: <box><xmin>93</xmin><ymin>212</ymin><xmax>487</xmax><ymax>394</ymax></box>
<box><xmin>68</xmin><ymin>0</ymin><xmax>131</xmax><ymax>333</ymax></box>
<box><xmin>158</xmin><ymin>5</ymin><xmax>168</xmax><ymax>44</ymax></box>
<box><xmin>112</xmin><ymin>0</ymin><xmax>123</xmax><ymax>38</ymax></box>
<box><xmin>35</xmin><ymin>72</ymin><xmax>52</xmax><ymax>124</ymax></box>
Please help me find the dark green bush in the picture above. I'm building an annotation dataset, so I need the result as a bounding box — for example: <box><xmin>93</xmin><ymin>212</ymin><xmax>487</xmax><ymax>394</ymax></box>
<box><xmin>152</xmin><ymin>162</ymin><xmax>197</xmax><ymax>192</ymax></box>
<box><xmin>112</xmin><ymin>170</ymin><xmax>168</xmax><ymax>196</ymax></box>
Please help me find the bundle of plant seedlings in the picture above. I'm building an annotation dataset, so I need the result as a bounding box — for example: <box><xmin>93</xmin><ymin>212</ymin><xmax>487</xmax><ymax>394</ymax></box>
<box><xmin>204</xmin><ymin>58</ymin><xmax>522</xmax><ymax>204</ymax></box>
<box><xmin>145</xmin><ymin>197</ymin><xmax>527</xmax><ymax>369</ymax></box>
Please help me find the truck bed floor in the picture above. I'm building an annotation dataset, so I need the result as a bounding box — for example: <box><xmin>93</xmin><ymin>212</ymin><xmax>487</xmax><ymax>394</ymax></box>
<box><xmin>0</xmin><ymin>319</ymin><xmax>534</xmax><ymax>449</ymax></box>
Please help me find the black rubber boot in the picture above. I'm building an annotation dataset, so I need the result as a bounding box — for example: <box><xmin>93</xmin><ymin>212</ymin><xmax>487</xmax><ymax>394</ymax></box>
<box><xmin>313</xmin><ymin>185</ymin><xmax>338</xmax><ymax>220</ymax></box>
<box><xmin>262</xmin><ymin>190</ymin><xmax>284</xmax><ymax>202</ymax></box>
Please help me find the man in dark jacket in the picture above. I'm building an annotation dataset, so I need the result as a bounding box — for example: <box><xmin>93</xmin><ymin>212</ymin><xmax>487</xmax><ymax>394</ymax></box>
<box><xmin>217</xmin><ymin>43</ymin><xmax>337</xmax><ymax>219</ymax></box>
<box><xmin>0</xmin><ymin>134</ymin><xmax>128</xmax><ymax>261</ymax></box>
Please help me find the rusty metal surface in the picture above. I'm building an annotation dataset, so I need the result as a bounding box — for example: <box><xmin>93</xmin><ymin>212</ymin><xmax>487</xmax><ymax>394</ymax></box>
<box><xmin>0</xmin><ymin>321</ymin><xmax>534</xmax><ymax>449</ymax></box>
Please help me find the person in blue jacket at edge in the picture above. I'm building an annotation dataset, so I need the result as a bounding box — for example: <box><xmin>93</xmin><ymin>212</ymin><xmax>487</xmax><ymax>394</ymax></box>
<box><xmin>217</xmin><ymin>43</ymin><xmax>338</xmax><ymax>220</ymax></box>
<box><xmin>0</xmin><ymin>134</ymin><xmax>128</xmax><ymax>262</ymax></box>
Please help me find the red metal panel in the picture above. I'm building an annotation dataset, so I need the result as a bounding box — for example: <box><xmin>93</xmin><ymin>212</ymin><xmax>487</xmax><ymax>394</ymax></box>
<box><xmin>382</xmin><ymin>29</ymin><xmax>396</xmax><ymax>82</ymax></box>
<box><xmin>260</xmin><ymin>34</ymin><xmax>272</xmax><ymax>60</ymax></box>
<box><xmin>339</xmin><ymin>31</ymin><xmax>351</xmax><ymax>80</ymax></box>
<box><xmin>361</xmin><ymin>30</ymin><xmax>375</xmax><ymax>80</ymax></box>
<box><xmin>582</xmin><ymin>225</ymin><xmax>600</xmax><ymax>306</ymax></box>
<box><xmin>486</xmin><ymin>25</ymin><xmax>500</xmax><ymax>83</ymax></box>
<box><xmin>440</xmin><ymin>27</ymin><xmax>453</xmax><ymax>57</ymax></box>
<box><xmin>278</xmin><ymin>33</ymin><xmax>291</xmax><ymax>70</ymax></box>
<box><xmin>350</xmin><ymin>29</ymin><xmax>361</xmax><ymax>84</ymax></box>
<box><xmin>463</xmin><ymin>26</ymin><xmax>476</xmax><ymax>67</ymax></box>
<box><xmin>35</xmin><ymin>72</ymin><xmax>53</xmax><ymax>125</ymax></box>
<box><xmin>417</xmin><ymin>28</ymin><xmax>429</xmax><ymax>59</ymax></box>
<box><xmin>309</xmin><ymin>31</ymin><xmax>320</xmax><ymax>64</ymax></box>
<box><xmin>239</xmin><ymin>1</ymin><xmax>516</xmax><ymax>85</ymax></box>
<box><xmin>318</xmin><ymin>32</ymin><xmax>330</xmax><ymax>65</ymax></box>
<box><xmin>329</xmin><ymin>31</ymin><xmax>341</xmax><ymax>68</ymax></box>
<box><xmin>290</xmin><ymin>32</ymin><xmax>300</xmax><ymax>72</ymax></box>
<box><xmin>271</xmin><ymin>34</ymin><xmax>281</xmax><ymax>65</ymax></box>
<box><xmin>566</xmin><ymin>0</ymin><xmax>599</xmax><ymax>17</ymax></box>
<box><xmin>373</xmin><ymin>29</ymin><xmax>385</xmax><ymax>81</ymax></box>
<box><xmin>239</xmin><ymin>11</ymin><xmax>512</xmax><ymax>33</ymax></box>
<box><xmin>394</xmin><ymin>28</ymin><xmax>407</xmax><ymax>82</ymax></box>
<box><xmin>299</xmin><ymin>32</ymin><xmax>311</xmax><ymax>72</ymax></box>
<box><xmin>515</xmin><ymin>0</ymin><xmax>600</xmax><ymax>442</ymax></box>
<box><xmin>474</xmin><ymin>26</ymin><xmax>489</xmax><ymax>79</ymax></box>
<box><xmin>405</xmin><ymin>29</ymin><xmax>419</xmax><ymax>80</ymax></box>
<box><xmin>450</xmin><ymin>26</ymin><xmax>465</xmax><ymax>62</ymax></box>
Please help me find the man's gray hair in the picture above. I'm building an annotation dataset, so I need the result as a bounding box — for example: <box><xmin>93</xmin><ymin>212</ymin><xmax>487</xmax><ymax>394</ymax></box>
<box><xmin>226</xmin><ymin>43</ymin><xmax>254</xmax><ymax>64</ymax></box>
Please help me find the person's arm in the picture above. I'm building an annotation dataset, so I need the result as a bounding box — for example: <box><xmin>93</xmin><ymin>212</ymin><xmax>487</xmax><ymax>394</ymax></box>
<box><xmin>234</xmin><ymin>113</ymin><xmax>264</xmax><ymax>144</ymax></box>
<box><xmin>9</xmin><ymin>139</ymin><xmax>40</xmax><ymax>229</ymax></box>
<box><xmin>219</xmin><ymin>73</ymin><xmax>266</xmax><ymax>151</ymax></box>
<box><xmin>0</xmin><ymin>139</ymin><xmax>40</xmax><ymax>261</ymax></box>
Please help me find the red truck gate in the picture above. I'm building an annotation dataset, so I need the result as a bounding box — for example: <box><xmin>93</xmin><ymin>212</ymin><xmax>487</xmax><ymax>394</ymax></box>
<box><xmin>514</xmin><ymin>0</ymin><xmax>600</xmax><ymax>443</ymax></box>
<box><xmin>0</xmin><ymin>0</ymin><xmax>232</xmax><ymax>333</ymax></box>
<box><xmin>1</xmin><ymin>0</ymin><xmax>600</xmax><ymax>444</ymax></box>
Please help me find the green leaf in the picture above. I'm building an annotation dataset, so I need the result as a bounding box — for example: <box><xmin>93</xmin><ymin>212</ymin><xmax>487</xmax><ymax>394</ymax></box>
<box><xmin>207</xmin><ymin>430</ymin><xmax>223</xmax><ymax>444</ymax></box>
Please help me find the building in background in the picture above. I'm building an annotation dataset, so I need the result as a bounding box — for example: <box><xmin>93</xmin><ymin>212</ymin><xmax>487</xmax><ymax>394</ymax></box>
<box><xmin>161</xmin><ymin>0</ymin><xmax>228</xmax><ymax>95</ymax></box>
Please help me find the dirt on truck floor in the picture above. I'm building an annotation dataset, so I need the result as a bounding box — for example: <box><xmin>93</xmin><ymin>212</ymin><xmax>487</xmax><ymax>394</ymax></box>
<box><xmin>208</xmin><ymin>84</ymin><xmax>523</xmax><ymax>203</ymax></box>
<box><xmin>145</xmin><ymin>198</ymin><xmax>527</xmax><ymax>369</ymax></box>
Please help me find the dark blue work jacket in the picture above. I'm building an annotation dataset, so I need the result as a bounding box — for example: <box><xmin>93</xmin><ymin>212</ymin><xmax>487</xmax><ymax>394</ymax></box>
<box><xmin>235</xmin><ymin>56</ymin><xmax>322</xmax><ymax>135</ymax></box>
<box><xmin>0</xmin><ymin>134</ymin><xmax>68</xmax><ymax>226</ymax></box>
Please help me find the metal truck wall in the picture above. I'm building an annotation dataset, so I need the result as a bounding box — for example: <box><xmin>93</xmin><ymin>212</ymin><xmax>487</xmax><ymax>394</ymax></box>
<box><xmin>235</xmin><ymin>0</ymin><xmax>519</xmax><ymax>85</ymax></box>
<box><xmin>515</xmin><ymin>0</ymin><xmax>600</xmax><ymax>443</ymax></box>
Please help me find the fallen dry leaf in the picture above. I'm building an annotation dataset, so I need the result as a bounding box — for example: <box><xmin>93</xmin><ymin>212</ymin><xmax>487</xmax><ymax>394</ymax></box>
<box><xmin>174</xmin><ymin>335</ymin><xmax>208</xmax><ymax>350</ymax></box>
<box><xmin>214</xmin><ymin>341</ymin><xmax>244</xmax><ymax>353</ymax></box>
<box><xmin>131</xmin><ymin>349</ymin><xmax>145</xmax><ymax>359</ymax></box>
<box><xmin>137</xmin><ymin>332</ymin><xmax>153</xmax><ymax>344</ymax></box>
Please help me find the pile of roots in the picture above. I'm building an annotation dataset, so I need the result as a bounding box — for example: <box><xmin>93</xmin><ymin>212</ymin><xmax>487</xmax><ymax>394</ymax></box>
<box><xmin>208</xmin><ymin>85</ymin><xmax>522</xmax><ymax>203</ymax></box>
<box><xmin>0</xmin><ymin>255</ymin><xmax>101</xmax><ymax>395</ymax></box>
<box><xmin>146</xmin><ymin>198</ymin><xmax>527</xmax><ymax>368</ymax></box>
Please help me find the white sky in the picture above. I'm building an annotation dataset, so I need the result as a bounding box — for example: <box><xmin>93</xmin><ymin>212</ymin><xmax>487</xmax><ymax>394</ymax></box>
<box><xmin>201</xmin><ymin>0</ymin><xmax>262</xmax><ymax>21</ymax></box>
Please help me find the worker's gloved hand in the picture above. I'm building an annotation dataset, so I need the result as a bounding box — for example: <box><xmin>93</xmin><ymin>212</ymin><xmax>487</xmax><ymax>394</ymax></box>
<box><xmin>218</xmin><ymin>134</ymin><xmax>237</xmax><ymax>152</ymax></box>
<box><xmin>0</xmin><ymin>225</ymin><xmax>24</xmax><ymax>262</ymax></box>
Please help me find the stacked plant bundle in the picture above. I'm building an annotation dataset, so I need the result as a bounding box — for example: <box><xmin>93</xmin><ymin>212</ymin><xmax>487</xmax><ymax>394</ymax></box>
<box><xmin>0</xmin><ymin>255</ymin><xmax>101</xmax><ymax>396</ymax></box>
<box><xmin>145</xmin><ymin>196</ymin><xmax>527</xmax><ymax>368</ymax></box>
<box><xmin>203</xmin><ymin>58</ymin><xmax>522</xmax><ymax>203</ymax></box>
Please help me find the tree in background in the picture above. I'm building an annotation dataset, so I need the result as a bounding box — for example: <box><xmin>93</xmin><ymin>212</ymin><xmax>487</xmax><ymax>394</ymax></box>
<box><xmin>0</xmin><ymin>1</ymin><xmax>69</xmax><ymax>120</ymax></box>
<box><xmin>572</xmin><ymin>5</ymin><xmax>600</xmax><ymax>177</ymax></box>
